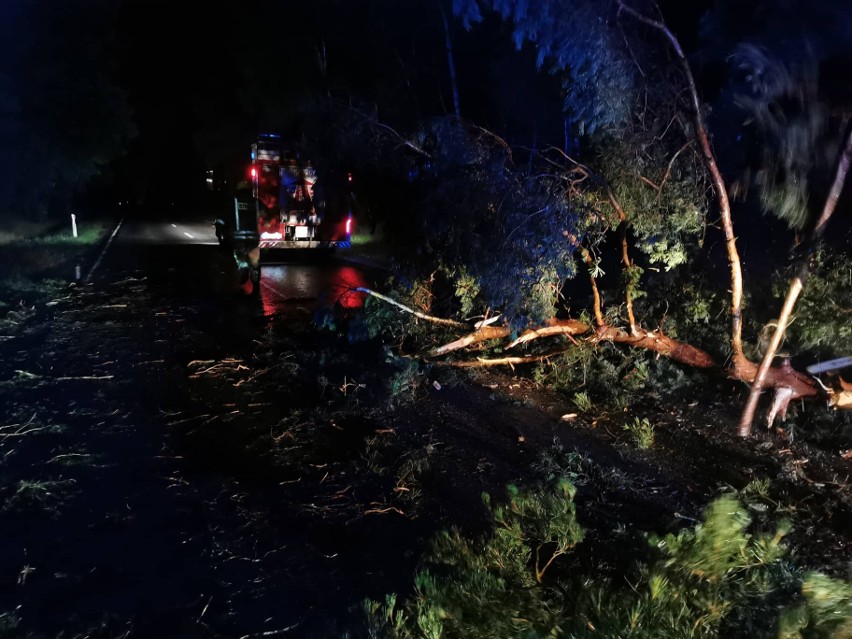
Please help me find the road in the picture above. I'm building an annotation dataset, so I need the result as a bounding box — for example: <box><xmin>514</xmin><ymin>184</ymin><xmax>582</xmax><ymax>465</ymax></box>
<box><xmin>116</xmin><ymin>217</ymin><xmax>221</xmax><ymax>246</ymax></box>
<box><xmin>98</xmin><ymin>213</ymin><xmax>376</xmax><ymax>317</ymax></box>
<box><xmin>0</xmin><ymin>211</ymin><xmax>389</xmax><ymax>637</ymax></box>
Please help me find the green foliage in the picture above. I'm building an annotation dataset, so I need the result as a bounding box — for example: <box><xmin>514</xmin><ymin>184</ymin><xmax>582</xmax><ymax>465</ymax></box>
<box><xmin>457</xmin><ymin>0</ymin><xmax>639</xmax><ymax>135</ymax></box>
<box><xmin>638</xmin><ymin>276</ymin><xmax>728</xmax><ymax>356</ymax></box>
<box><xmin>356</xmin><ymin>282</ymin><xmax>442</xmax><ymax>345</ymax></box>
<box><xmin>365</xmin><ymin>479</ymin><xmax>582</xmax><ymax>638</ymax></box>
<box><xmin>443</xmin><ymin>265</ymin><xmax>481</xmax><ymax>318</ymax></box>
<box><xmin>2</xmin><ymin>479</ymin><xmax>75</xmax><ymax>517</ymax></box>
<box><xmin>775</xmin><ymin>251</ymin><xmax>852</xmax><ymax>355</ymax></box>
<box><xmin>29</xmin><ymin>221</ymin><xmax>111</xmax><ymax>246</ymax></box>
<box><xmin>623</xmin><ymin>264</ymin><xmax>646</xmax><ymax>301</ymax></box>
<box><xmin>447</xmin><ymin>0</ymin><xmax>710</xmax><ymax>332</ymax></box>
<box><xmin>572</xmin><ymin>391</ymin><xmax>592</xmax><ymax>412</ymax></box>
<box><xmin>655</xmin><ymin>496</ymin><xmax>786</xmax><ymax>584</ymax></box>
<box><xmin>534</xmin><ymin>341</ymin><xmax>686</xmax><ymax>410</ymax></box>
<box><xmin>388</xmin><ymin>358</ymin><xmax>425</xmax><ymax>406</ymax></box>
<box><xmin>532</xmin><ymin>442</ymin><xmax>632</xmax><ymax>491</ymax></box>
<box><xmin>597</xmin><ymin>129</ymin><xmax>708</xmax><ymax>273</ymax></box>
<box><xmin>387</xmin><ymin>118</ymin><xmax>583</xmax><ymax>325</ymax></box>
<box><xmin>623</xmin><ymin>416</ymin><xmax>655</xmax><ymax>449</ymax></box>
<box><xmin>619</xmin><ymin>495</ymin><xmax>795</xmax><ymax>639</ymax></box>
<box><xmin>394</xmin><ymin>454</ymin><xmax>431</xmax><ymax>511</ymax></box>
<box><xmin>739</xmin><ymin>478</ymin><xmax>773</xmax><ymax>504</ymax></box>
<box><xmin>779</xmin><ymin>573</ymin><xmax>852</xmax><ymax>639</ymax></box>
<box><xmin>365</xmin><ymin>489</ymin><xmax>852</xmax><ymax>639</ymax></box>
<box><xmin>731</xmin><ymin>45</ymin><xmax>827</xmax><ymax>230</ymax></box>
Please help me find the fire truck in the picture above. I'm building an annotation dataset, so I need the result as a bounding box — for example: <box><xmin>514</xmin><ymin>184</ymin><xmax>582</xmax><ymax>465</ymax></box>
<box><xmin>215</xmin><ymin>134</ymin><xmax>354</xmax><ymax>293</ymax></box>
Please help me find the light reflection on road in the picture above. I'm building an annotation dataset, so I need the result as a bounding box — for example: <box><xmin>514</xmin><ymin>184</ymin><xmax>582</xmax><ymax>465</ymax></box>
<box><xmin>259</xmin><ymin>263</ymin><xmax>369</xmax><ymax>316</ymax></box>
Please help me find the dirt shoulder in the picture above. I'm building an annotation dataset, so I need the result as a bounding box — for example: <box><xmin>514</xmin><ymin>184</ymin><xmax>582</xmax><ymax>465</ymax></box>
<box><xmin>0</xmin><ymin>217</ymin><xmax>116</xmax><ymax>284</ymax></box>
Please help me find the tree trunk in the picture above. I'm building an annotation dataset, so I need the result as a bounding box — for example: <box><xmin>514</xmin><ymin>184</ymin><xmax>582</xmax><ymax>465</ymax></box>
<box><xmin>438</xmin><ymin>1</ymin><xmax>461</xmax><ymax>119</ymax></box>
<box><xmin>617</xmin><ymin>0</ymin><xmax>745</xmax><ymax>362</ymax></box>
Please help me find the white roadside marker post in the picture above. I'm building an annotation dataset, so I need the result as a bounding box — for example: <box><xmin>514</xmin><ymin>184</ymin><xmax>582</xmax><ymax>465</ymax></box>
<box><xmin>71</xmin><ymin>213</ymin><xmax>78</xmax><ymax>238</ymax></box>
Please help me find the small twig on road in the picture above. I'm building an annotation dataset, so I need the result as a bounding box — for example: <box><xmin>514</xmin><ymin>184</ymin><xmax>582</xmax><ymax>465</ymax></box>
<box><xmin>46</xmin><ymin>294</ymin><xmax>74</xmax><ymax>307</ymax></box>
<box><xmin>187</xmin><ymin>358</ymin><xmax>248</xmax><ymax>378</ymax></box>
<box><xmin>46</xmin><ymin>453</ymin><xmax>91</xmax><ymax>464</ymax></box>
<box><xmin>238</xmin><ymin>622</ymin><xmax>301</xmax><ymax>639</ymax></box>
<box><xmin>363</xmin><ymin>504</ymin><xmax>406</xmax><ymax>516</ymax></box>
<box><xmin>235</xmin><ymin>366</ymin><xmax>281</xmax><ymax>387</ymax></box>
<box><xmin>164</xmin><ymin>475</ymin><xmax>190</xmax><ymax>488</ymax></box>
<box><xmin>1</xmin><ymin>414</ymin><xmax>39</xmax><ymax>437</ymax></box>
<box><xmin>339</xmin><ymin>376</ymin><xmax>366</xmax><ymax>395</ymax></box>
<box><xmin>166</xmin><ymin>414</ymin><xmax>211</xmax><ymax>427</ymax></box>
<box><xmin>0</xmin><ymin>426</ymin><xmax>49</xmax><ymax>438</ymax></box>
<box><xmin>14</xmin><ymin>370</ymin><xmax>113</xmax><ymax>381</ymax></box>
<box><xmin>198</xmin><ymin>595</ymin><xmax>213</xmax><ymax>623</ymax></box>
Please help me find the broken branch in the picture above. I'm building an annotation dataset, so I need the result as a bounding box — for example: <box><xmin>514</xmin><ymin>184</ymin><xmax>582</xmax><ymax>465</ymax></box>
<box><xmin>429</xmin><ymin>325</ymin><xmax>511</xmax><ymax>357</ymax></box>
<box><xmin>435</xmin><ymin>349</ymin><xmax>573</xmax><ymax>368</ymax></box>
<box><xmin>354</xmin><ymin>287</ymin><xmax>470</xmax><ymax>328</ymax></box>
<box><xmin>507</xmin><ymin>319</ymin><xmax>590</xmax><ymax>349</ymax></box>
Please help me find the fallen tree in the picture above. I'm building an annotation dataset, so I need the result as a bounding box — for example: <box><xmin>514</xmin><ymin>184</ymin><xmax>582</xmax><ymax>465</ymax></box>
<box><xmin>356</xmin><ymin>286</ymin><xmax>824</xmax><ymax>421</ymax></box>
<box><xmin>343</xmin><ymin>0</ymin><xmax>851</xmax><ymax>433</ymax></box>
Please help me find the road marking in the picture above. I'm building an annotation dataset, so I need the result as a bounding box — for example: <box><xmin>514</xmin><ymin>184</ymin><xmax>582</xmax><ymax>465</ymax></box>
<box><xmin>171</xmin><ymin>223</ymin><xmax>177</xmax><ymax>228</ymax></box>
<box><xmin>183</xmin><ymin>232</ymin><xmax>194</xmax><ymax>239</ymax></box>
<box><xmin>84</xmin><ymin>219</ymin><xmax>124</xmax><ymax>283</ymax></box>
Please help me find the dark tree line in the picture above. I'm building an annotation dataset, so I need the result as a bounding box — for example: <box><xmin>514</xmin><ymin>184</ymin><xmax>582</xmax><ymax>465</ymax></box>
<box><xmin>0</xmin><ymin>0</ymin><xmax>134</xmax><ymax>220</ymax></box>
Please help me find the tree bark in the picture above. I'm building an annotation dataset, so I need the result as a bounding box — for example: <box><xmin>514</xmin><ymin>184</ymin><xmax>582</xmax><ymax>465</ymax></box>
<box><xmin>507</xmin><ymin>318</ymin><xmax>589</xmax><ymax>349</ymax></box>
<box><xmin>429</xmin><ymin>325</ymin><xmax>512</xmax><ymax>357</ymax></box>
<box><xmin>580</xmin><ymin>248</ymin><xmax>605</xmax><ymax>327</ymax></box>
<box><xmin>606</xmin><ymin>188</ymin><xmax>638</xmax><ymax>331</ymax></box>
<box><xmin>597</xmin><ymin>325</ymin><xmax>716</xmax><ymax>368</ymax></box>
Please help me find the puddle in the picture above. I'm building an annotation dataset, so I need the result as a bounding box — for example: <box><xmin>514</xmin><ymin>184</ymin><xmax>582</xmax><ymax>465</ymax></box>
<box><xmin>259</xmin><ymin>263</ymin><xmax>370</xmax><ymax>316</ymax></box>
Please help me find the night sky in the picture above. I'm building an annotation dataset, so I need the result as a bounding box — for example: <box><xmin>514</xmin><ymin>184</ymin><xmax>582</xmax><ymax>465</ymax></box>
<box><xmin>2</xmin><ymin>0</ymin><xmax>850</xmax><ymax>212</ymax></box>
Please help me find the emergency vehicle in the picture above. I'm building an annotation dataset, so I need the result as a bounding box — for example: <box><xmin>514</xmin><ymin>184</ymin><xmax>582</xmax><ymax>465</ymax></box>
<box><xmin>215</xmin><ymin>134</ymin><xmax>354</xmax><ymax>293</ymax></box>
